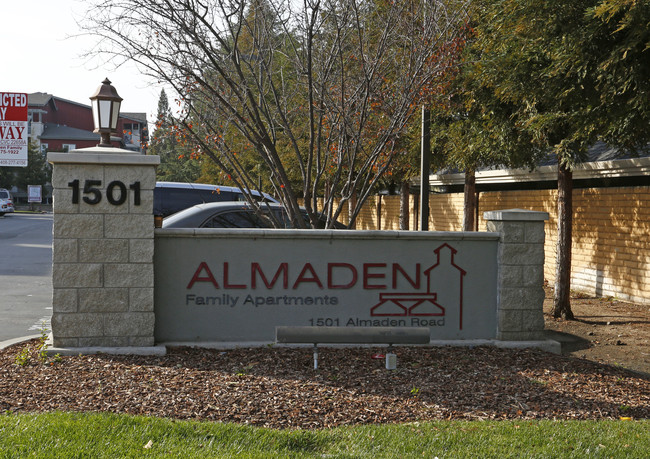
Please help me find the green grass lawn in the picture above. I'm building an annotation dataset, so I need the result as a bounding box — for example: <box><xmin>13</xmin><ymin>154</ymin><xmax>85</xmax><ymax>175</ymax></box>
<box><xmin>0</xmin><ymin>412</ymin><xmax>647</xmax><ymax>458</ymax></box>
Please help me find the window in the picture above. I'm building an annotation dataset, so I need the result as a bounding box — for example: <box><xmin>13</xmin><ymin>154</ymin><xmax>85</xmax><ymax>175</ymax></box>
<box><xmin>123</xmin><ymin>123</ymin><xmax>140</xmax><ymax>134</ymax></box>
<box><xmin>154</xmin><ymin>186</ymin><xmax>238</xmax><ymax>217</ymax></box>
<box><xmin>62</xmin><ymin>144</ymin><xmax>76</xmax><ymax>152</ymax></box>
<box><xmin>203</xmin><ymin>210</ymin><xmax>267</xmax><ymax>228</ymax></box>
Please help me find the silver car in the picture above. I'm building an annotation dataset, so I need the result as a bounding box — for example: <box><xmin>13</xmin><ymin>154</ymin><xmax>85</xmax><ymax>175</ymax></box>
<box><xmin>162</xmin><ymin>201</ymin><xmax>346</xmax><ymax>229</ymax></box>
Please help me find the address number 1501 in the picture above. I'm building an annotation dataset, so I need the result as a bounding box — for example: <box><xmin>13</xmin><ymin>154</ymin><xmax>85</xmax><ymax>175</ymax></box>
<box><xmin>67</xmin><ymin>179</ymin><xmax>141</xmax><ymax>206</ymax></box>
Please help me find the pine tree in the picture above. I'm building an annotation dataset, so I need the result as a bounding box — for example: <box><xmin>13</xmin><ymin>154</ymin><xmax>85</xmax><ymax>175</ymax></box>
<box><xmin>15</xmin><ymin>141</ymin><xmax>51</xmax><ymax>190</ymax></box>
<box><xmin>148</xmin><ymin>89</ymin><xmax>201</xmax><ymax>182</ymax></box>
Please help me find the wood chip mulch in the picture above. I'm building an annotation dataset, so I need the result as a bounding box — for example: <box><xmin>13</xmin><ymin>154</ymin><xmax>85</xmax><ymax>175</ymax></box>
<box><xmin>1</xmin><ymin>341</ymin><xmax>648</xmax><ymax>429</ymax></box>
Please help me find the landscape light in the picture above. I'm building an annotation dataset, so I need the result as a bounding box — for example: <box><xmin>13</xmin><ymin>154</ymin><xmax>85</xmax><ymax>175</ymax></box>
<box><xmin>90</xmin><ymin>78</ymin><xmax>123</xmax><ymax>147</ymax></box>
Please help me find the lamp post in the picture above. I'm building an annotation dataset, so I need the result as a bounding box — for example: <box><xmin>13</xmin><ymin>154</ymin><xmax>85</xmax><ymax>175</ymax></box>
<box><xmin>90</xmin><ymin>78</ymin><xmax>123</xmax><ymax>147</ymax></box>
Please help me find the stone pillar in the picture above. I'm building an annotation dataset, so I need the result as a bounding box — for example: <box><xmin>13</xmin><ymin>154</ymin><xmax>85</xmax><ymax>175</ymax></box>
<box><xmin>48</xmin><ymin>147</ymin><xmax>161</xmax><ymax>353</ymax></box>
<box><xmin>483</xmin><ymin>209</ymin><xmax>549</xmax><ymax>340</ymax></box>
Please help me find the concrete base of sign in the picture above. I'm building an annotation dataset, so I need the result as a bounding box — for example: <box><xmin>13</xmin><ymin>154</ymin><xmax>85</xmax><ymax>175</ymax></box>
<box><xmin>490</xmin><ymin>339</ymin><xmax>561</xmax><ymax>355</ymax></box>
<box><xmin>157</xmin><ymin>339</ymin><xmax>562</xmax><ymax>354</ymax></box>
<box><xmin>45</xmin><ymin>335</ymin><xmax>166</xmax><ymax>356</ymax></box>
<box><xmin>4</xmin><ymin>335</ymin><xmax>560</xmax><ymax>356</ymax></box>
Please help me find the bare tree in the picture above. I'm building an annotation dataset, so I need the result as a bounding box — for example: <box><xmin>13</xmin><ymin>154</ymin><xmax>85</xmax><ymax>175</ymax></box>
<box><xmin>81</xmin><ymin>0</ymin><xmax>467</xmax><ymax>227</ymax></box>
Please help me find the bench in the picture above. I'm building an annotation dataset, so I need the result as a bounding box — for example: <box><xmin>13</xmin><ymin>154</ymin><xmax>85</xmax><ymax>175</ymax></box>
<box><xmin>275</xmin><ymin>326</ymin><xmax>431</xmax><ymax>369</ymax></box>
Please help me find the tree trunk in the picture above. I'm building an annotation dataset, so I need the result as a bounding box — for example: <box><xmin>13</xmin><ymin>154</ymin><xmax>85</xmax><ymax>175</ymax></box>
<box><xmin>400</xmin><ymin>181</ymin><xmax>410</xmax><ymax>230</ymax></box>
<box><xmin>553</xmin><ymin>162</ymin><xmax>575</xmax><ymax>319</ymax></box>
<box><xmin>347</xmin><ymin>189</ymin><xmax>357</xmax><ymax>229</ymax></box>
<box><xmin>463</xmin><ymin>169</ymin><xmax>476</xmax><ymax>231</ymax></box>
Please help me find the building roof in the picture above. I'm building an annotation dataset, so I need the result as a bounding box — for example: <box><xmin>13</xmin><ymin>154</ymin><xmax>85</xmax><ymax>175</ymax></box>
<box><xmin>29</xmin><ymin>93</ymin><xmax>94</xmax><ymax>111</ymax></box>
<box><xmin>536</xmin><ymin>142</ymin><xmax>649</xmax><ymax>166</ymax></box>
<box><xmin>28</xmin><ymin>92</ymin><xmax>56</xmax><ymax>108</ymax></box>
<box><xmin>39</xmin><ymin>123</ymin><xmax>99</xmax><ymax>141</ymax></box>
<box><xmin>28</xmin><ymin>94</ymin><xmax>148</xmax><ymax>125</ymax></box>
<box><xmin>121</xmin><ymin>112</ymin><xmax>147</xmax><ymax>123</ymax></box>
<box><xmin>426</xmin><ymin>142</ymin><xmax>650</xmax><ymax>190</ymax></box>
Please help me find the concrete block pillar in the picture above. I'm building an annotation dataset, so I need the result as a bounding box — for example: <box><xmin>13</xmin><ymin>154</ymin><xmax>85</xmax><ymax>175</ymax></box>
<box><xmin>483</xmin><ymin>209</ymin><xmax>549</xmax><ymax>340</ymax></box>
<box><xmin>48</xmin><ymin>147</ymin><xmax>161</xmax><ymax>351</ymax></box>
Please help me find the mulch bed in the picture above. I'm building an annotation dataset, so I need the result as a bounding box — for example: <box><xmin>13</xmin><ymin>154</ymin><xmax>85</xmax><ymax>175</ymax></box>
<box><xmin>1</xmin><ymin>341</ymin><xmax>648</xmax><ymax>429</ymax></box>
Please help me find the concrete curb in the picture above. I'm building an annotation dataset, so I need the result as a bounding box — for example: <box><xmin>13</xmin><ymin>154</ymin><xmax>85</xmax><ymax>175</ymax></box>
<box><xmin>0</xmin><ymin>335</ymin><xmax>42</xmax><ymax>351</ymax></box>
<box><xmin>0</xmin><ymin>335</ymin><xmax>167</xmax><ymax>356</ymax></box>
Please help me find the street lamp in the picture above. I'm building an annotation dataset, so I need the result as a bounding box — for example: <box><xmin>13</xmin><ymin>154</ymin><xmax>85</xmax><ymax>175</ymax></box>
<box><xmin>90</xmin><ymin>78</ymin><xmax>123</xmax><ymax>147</ymax></box>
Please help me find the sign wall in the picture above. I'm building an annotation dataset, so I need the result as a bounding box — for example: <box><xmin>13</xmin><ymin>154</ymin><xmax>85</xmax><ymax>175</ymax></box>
<box><xmin>154</xmin><ymin>231</ymin><xmax>499</xmax><ymax>343</ymax></box>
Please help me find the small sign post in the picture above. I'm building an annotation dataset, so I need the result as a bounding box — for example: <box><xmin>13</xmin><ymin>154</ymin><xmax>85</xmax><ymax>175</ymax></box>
<box><xmin>27</xmin><ymin>185</ymin><xmax>42</xmax><ymax>210</ymax></box>
<box><xmin>0</xmin><ymin>92</ymin><xmax>29</xmax><ymax>167</ymax></box>
<box><xmin>28</xmin><ymin>185</ymin><xmax>42</xmax><ymax>203</ymax></box>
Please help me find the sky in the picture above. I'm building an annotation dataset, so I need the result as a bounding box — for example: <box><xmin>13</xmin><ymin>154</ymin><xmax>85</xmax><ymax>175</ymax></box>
<box><xmin>2</xmin><ymin>0</ymin><xmax>163</xmax><ymax>124</ymax></box>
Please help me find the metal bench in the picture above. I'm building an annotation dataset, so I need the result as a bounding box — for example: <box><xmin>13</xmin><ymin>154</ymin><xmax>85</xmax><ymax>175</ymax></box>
<box><xmin>275</xmin><ymin>326</ymin><xmax>430</xmax><ymax>369</ymax></box>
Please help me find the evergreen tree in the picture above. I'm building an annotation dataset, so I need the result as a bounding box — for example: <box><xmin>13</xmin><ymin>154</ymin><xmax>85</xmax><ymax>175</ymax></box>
<box><xmin>148</xmin><ymin>89</ymin><xmax>201</xmax><ymax>182</ymax></box>
<box><xmin>457</xmin><ymin>0</ymin><xmax>650</xmax><ymax>319</ymax></box>
<box><xmin>15</xmin><ymin>141</ymin><xmax>51</xmax><ymax>191</ymax></box>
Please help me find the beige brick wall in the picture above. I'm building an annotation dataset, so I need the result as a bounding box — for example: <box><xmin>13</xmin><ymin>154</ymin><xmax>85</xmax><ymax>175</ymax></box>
<box><xmin>355</xmin><ymin>196</ymin><xmax>378</xmax><ymax>230</ymax></box>
<box><xmin>309</xmin><ymin>186</ymin><xmax>649</xmax><ymax>304</ymax></box>
<box><xmin>358</xmin><ymin>186</ymin><xmax>649</xmax><ymax>304</ymax></box>
<box><xmin>429</xmin><ymin>194</ymin><xmax>466</xmax><ymax>231</ymax></box>
<box><xmin>475</xmin><ymin>187</ymin><xmax>650</xmax><ymax>304</ymax></box>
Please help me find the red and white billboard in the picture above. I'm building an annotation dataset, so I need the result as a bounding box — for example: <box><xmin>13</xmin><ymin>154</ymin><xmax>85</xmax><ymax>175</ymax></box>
<box><xmin>0</xmin><ymin>92</ymin><xmax>28</xmax><ymax>167</ymax></box>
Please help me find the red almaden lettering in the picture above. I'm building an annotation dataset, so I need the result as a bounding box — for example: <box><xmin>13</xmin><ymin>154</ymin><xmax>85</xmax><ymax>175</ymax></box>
<box><xmin>292</xmin><ymin>263</ymin><xmax>323</xmax><ymax>289</ymax></box>
<box><xmin>187</xmin><ymin>262</ymin><xmax>220</xmax><ymax>288</ymax></box>
<box><xmin>223</xmin><ymin>262</ymin><xmax>246</xmax><ymax>289</ymax></box>
<box><xmin>186</xmin><ymin>261</ymin><xmax>422</xmax><ymax>291</ymax></box>
<box><xmin>0</xmin><ymin>125</ymin><xmax>25</xmax><ymax>140</ymax></box>
<box><xmin>252</xmin><ymin>263</ymin><xmax>288</xmax><ymax>289</ymax></box>
<box><xmin>363</xmin><ymin>263</ymin><xmax>387</xmax><ymax>289</ymax></box>
<box><xmin>0</xmin><ymin>93</ymin><xmax>27</xmax><ymax>107</ymax></box>
<box><xmin>327</xmin><ymin>263</ymin><xmax>357</xmax><ymax>289</ymax></box>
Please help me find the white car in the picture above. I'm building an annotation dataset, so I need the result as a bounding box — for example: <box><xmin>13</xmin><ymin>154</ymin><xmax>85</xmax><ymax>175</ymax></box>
<box><xmin>0</xmin><ymin>188</ymin><xmax>14</xmax><ymax>216</ymax></box>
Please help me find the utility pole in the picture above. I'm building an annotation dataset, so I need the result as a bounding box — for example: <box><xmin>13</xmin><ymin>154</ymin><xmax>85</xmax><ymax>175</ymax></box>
<box><xmin>419</xmin><ymin>106</ymin><xmax>430</xmax><ymax>231</ymax></box>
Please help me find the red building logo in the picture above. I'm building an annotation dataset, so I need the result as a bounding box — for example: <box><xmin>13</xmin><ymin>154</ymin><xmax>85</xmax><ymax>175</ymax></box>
<box><xmin>370</xmin><ymin>243</ymin><xmax>466</xmax><ymax>328</ymax></box>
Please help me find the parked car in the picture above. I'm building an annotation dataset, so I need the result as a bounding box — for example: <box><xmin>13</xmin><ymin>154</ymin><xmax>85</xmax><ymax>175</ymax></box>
<box><xmin>162</xmin><ymin>201</ymin><xmax>347</xmax><ymax>229</ymax></box>
<box><xmin>0</xmin><ymin>188</ymin><xmax>15</xmax><ymax>216</ymax></box>
<box><xmin>154</xmin><ymin>182</ymin><xmax>279</xmax><ymax>218</ymax></box>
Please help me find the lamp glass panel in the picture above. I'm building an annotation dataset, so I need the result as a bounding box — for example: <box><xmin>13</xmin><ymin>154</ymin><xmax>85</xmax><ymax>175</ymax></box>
<box><xmin>111</xmin><ymin>101</ymin><xmax>121</xmax><ymax>130</ymax></box>
<box><xmin>98</xmin><ymin>100</ymin><xmax>112</xmax><ymax>129</ymax></box>
<box><xmin>91</xmin><ymin>100</ymin><xmax>100</xmax><ymax>130</ymax></box>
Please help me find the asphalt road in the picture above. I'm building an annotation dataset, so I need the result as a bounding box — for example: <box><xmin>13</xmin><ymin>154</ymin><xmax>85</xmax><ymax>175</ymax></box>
<box><xmin>0</xmin><ymin>212</ymin><xmax>53</xmax><ymax>342</ymax></box>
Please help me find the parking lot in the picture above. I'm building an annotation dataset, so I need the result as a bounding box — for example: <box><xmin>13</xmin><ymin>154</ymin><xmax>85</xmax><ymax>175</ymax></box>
<box><xmin>0</xmin><ymin>212</ymin><xmax>52</xmax><ymax>342</ymax></box>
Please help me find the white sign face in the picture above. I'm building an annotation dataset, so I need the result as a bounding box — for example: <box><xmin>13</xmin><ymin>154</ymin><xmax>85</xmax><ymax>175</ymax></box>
<box><xmin>154</xmin><ymin>231</ymin><xmax>499</xmax><ymax>343</ymax></box>
<box><xmin>0</xmin><ymin>92</ymin><xmax>28</xmax><ymax>167</ymax></box>
<box><xmin>27</xmin><ymin>185</ymin><xmax>42</xmax><ymax>203</ymax></box>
